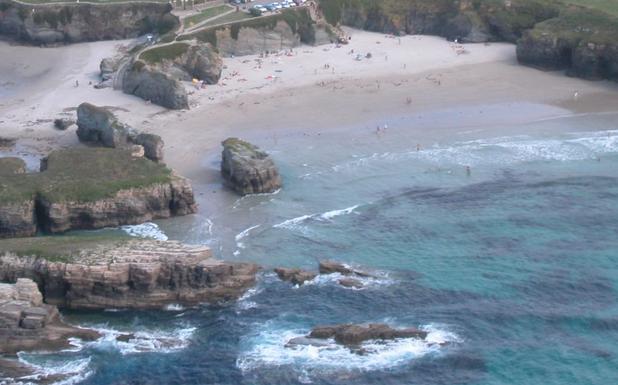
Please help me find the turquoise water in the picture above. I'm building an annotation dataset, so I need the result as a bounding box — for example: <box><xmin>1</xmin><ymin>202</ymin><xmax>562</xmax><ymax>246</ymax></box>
<box><xmin>6</xmin><ymin>103</ymin><xmax>618</xmax><ymax>384</ymax></box>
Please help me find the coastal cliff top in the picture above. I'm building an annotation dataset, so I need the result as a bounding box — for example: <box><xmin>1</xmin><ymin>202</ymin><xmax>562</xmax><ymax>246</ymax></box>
<box><xmin>0</xmin><ymin>235</ymin><xmax>213</xmax><ymax>264</ymax></box>
<box><xmin>0</xmin><ymin>147</ymin><xmax>172</xmax><ymax>204</ymax></box>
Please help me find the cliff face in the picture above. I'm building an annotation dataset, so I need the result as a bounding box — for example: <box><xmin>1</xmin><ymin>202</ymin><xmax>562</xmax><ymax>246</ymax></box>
<box><xmin>38</xmin><ymin>174</ymin><xmax>196</xmax><ymax>234</ymax></box>
<box><xmin>0</xmin><ymin>0</ymin><xmax>178</xmax><ymax>45</ymax></box>
<box><xmin>0</xmin><ymin>240</ymin><xmax>259</xmax><ymax>310</ymax></box>
<box><xmin>179</xmin><ymin>8</ymin><xmax>341</xmax><ymax>57</ymax></box>
<box><xmin>0</xmin><ymin>147</ymin><xmax>197</xmax><ymax>238</ymax></box>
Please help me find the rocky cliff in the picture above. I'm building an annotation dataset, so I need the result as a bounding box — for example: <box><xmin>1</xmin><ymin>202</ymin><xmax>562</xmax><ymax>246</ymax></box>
<box><xmin>318</xmin><ymin>0</ymin><xmax>618</xmax><ymax>82</ymax></box>
<box><xmin>0</xmin><ymin>278</ymin><xmax>99</xmax><ymax>354</ymax></box>
<box><xmin>0</xmin><ymin>0</ymin><xmax>178</xmax><ymax>45</ymax></box>
<box><xmin>121</xmin><ymin>40</ymin><xmax>222</xmax><ymax>109</ymax></box>
<box><xmin>221</xmin><ymin>137</ymin><xmax>282</xmax><ymax>195</ymax></box>
<box><xmin>179</xmin><ymin>8</ymin><xmax>341</xmax><ymax>57</ymax></box>
<box><xmin>0</xmin><ymin>238</ymin><xmax>259</xmax><ymax>309</ymax></box>
<box><xmin>0</xmin><ymin>147</ymin><xmax>197</xmax><ymax>238</ymax></box>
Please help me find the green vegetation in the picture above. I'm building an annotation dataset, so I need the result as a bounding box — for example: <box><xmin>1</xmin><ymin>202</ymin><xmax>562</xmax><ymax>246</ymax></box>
<box><xmin>0</xmin><ymin>233</ymin><xmax>131</xmax><ymax>262</ymax></box>
<box><xmin>202</xmin><ymin>10</ymin><xmax>252</xmax><ymax>27</ymax></box>
<box><xmin>0</xmin><ymin>157</ymin><xmax>25</xmax><ymax>176</ymax></box>
<box><xmin>16</xmin><ymin>0</ymin><xmax>168</xmax><ymax>3</ymax></box>
<box><xmin>562</xmin><ymin>0</ymin><xmax>618</xmax><ymax>16</ymax></box>
<box><xmin>183</xmin><ymin>4</ymin><xmax>232</xmax><ymax>28</ymax></box>
<box><xmin>529</xmin><ymin>6</ymin><xmax>618</xmax><ymax>44</ymax></box>
<box><xmin>0</xmin><ymin>148</ymin><xmax>172</xmax><ymax>204</ymax></box>
<box><xmin>139</xmin><ymin>42</ymin><xmax>189</xmax><ymax>63</ymax></box>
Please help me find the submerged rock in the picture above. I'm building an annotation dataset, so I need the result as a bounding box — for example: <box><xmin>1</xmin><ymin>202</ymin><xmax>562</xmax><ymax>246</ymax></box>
<box><xmin>338</xmin><ymin>278</ymin><xmax>364</xmax><ymax>289</ymax></box>
<box><xmin>274</xmin><ymin>268</ymin><xmax>317</xmax><ymax>286</ymax></box>
<box><xmin>53</xmin><ymin>118</ymin><xmax>74</xmax><ymax>131</ymax></box>
<box><xmin>0</xmin><ymin>239</ymin><xmax>258</xmax><ymax>310</ymax></box>
<box><xmin>0</xmin><ymin>278</ymin><xmax>99</xmax><ymax>354</ymax></box>
<box><xmin>221</xmin><ymin>138</ymin><xmax>282</xmax><ymax>195</ymax></box>
<box><xmin>319</xmin><ymin>260</ymin><xmax>373</xmax><ymax>278</ymax></box>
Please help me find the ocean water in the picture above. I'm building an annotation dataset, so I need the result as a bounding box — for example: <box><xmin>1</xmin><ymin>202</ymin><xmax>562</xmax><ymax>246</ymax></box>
<box><xmin>6</xmin><ymin>103</ymin><xmax>618</xmax><ymax>385</ymax></box>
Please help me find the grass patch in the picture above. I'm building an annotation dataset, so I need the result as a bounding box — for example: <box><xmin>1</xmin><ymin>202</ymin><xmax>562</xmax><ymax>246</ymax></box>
<box><xmin>0</xmin><ymin>148</ymin><xmax>172</xmax><ymax>204</ymax></box>
<box><xmin>139</xmin><ymin>42</ymin><xmax>190</xmax><ymax>64</ymax></box>
<box><xmin>562</xmin><ymin>0</ymin><xmax>618</xmax><ymax>16</ymax></box>
<box><xmin>183</xmin><ymin>4</ymin><xmax>232</xmax><ymax>28</ymax></box>
<box><xmin>202</xmin><ymin>10</ymin><xmax>252</xmax><ymax>27</ymax></box>
<box><xmin>16</xmin><ymin>0</ymin><xmax>168</xmax><ymax>3</ymax></box>
<box><xmin>0</xmin><ymin>233</ymin><xmax>131</xmax><ymax>263</ymax></box>
<box><xmin>0</xmin><ymin>158</ymin><xmax>25</xmax><ymax>176</ymax></box>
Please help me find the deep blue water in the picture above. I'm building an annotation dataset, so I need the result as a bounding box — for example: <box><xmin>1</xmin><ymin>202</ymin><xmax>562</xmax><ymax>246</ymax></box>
<box><xmin>7</xmin><ymin>104</ymin><xmax>618</xmax><ymax>385</ymax></box>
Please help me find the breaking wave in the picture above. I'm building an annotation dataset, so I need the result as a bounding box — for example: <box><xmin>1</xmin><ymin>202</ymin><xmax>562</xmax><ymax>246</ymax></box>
<box><xmin>120</xmin><ymin>222</ymin><xmax>168</xmax><ymax>241</ymax></box>
<box><xmin>273</xmin><ymin>205</ymin><xmax>361</xmax><ymax>233</ymax></box>
<box><xmin>237</xmin><ymin>323</ymin><xmax>459</xmax><ymax>376</ymax></box>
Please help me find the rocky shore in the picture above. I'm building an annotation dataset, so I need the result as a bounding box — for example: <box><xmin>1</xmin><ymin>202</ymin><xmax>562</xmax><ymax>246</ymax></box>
<box><xmin>0</xmin><ymin>237</ymin><xmax>259</xmax><ymax>310</ymax></box>
<box><xmin>0</xmin><ymin>278</ymin><xmax>99</xmax><ymax>354</ymax></box>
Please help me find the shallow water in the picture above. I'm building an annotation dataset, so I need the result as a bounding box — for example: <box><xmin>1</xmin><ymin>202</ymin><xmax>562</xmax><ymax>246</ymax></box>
<box><xmin>6</xmin><ymin>103</ymin><xmax>618</xmax><ymax>385</ymax></box>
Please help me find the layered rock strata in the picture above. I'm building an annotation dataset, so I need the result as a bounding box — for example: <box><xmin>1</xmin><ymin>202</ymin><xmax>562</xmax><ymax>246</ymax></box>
<box><xmin>0</xmin><ymin>239</ymin><xmax>259</xmax><ymax>310</ymax></box>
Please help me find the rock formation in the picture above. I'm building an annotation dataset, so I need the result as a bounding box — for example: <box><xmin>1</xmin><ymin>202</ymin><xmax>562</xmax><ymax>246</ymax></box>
<box><xmin>76</xmin><ymin>102</ymin><xmax>165</xmax><ymax>162</ymax></box>
<box><xmin>319</xmin><ymin>260</ymin><xmax>372</xmax><ymax>277</ymax></box>
<box><xmin>0</xmin><ymin>0</ymin><xmax>178</xmax><ymax>45</ymax></box>
<box><xmin>0</xmin><ymin>239</ymin><xmax>259</xmax><ymax>310</ymax></box>
<box><xmin>0</xmin><ymin>147</ymin><xmax>196</xmax><ymax>238</ymax></box>
<box><xmin>0</xmin><ymin>278</ymin><xmax>99</xmax><ymax>354</ymax></box>
<box><xmin>178</xmin><ymin>8</ymin><xmax>342</xmax><ymax>57</ymax></box>
<box><xmin>121</xmin><ymin>40</ymin><xmax>222</xmax><ymax>109</ymax></box>
<box><xmin>221</xmin><ymin>138</ymin><xmax>282</xmax><ymax>195</ymax></box>
<box><xmin>274</xmin><ymin>268</ymin><xmax>317</xmax><ymax>286</ymax></box>
<box><xmin>286</xmin><ymin>323</ymin><xmax>428</xmax><ymax>352</ymax></box>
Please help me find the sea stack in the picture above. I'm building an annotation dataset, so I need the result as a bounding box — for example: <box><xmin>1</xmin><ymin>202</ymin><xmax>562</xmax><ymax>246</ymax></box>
<box><xmin>221</xmin><ymin>137</ymin><xmax>282</xmax><ymax>195</ymax></box>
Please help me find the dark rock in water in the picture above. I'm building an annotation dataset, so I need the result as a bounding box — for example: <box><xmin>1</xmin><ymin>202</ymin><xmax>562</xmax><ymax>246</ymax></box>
<box><xmin>132</xmin><ymin>133</ymin><xmax>165</xmax><ymax>162</ymax></box>
<box><xmin>338</xmin><ymin>278</ymin><xmax>364</xmax><ymax>289</ymax></box>
<box><xmin>319</xmin><ymin>260</ymin><xmax>373</xmax><ymax>277</ymax></box>
<box><xmin>77</xmin><ymin>102</ymin><xmax>130</xmax><ymax>148</ymax></box>
<box><xmin>53</xmin><ymin>118</ymin><xmax>74</xmax><ymax>131</ymax></box>
<box><xmin>116</xmin><ymin>333</ymin><xmax>134</xmax><ymax>343</ymax></box>
<box><xmin>0</xmin><ymin>239</ymin><xmax>259</xmax><ymax>310</ymax></box>
<box><xmin>274</xmin><ymin>268</ymin><xmax>316</xmax><ymax>286</ymax></box>
<box><xmin>0</xmin><ymin>137</ymin><xmax>16</xmax><ymax>149</ymax></box>
<box><xmin>308</xmin><ymin>323</ymin><xmax>428</xmax><ymax>346</ymax></box>
<box><xmin>221</xmin><ymin>137</ymin><xmax>282</xmax><ymax>195</ymax></box>
<box><xmin>0</xmin><ymin>278</ymin><xmax>99</xmax><ymax>354</ymax></box>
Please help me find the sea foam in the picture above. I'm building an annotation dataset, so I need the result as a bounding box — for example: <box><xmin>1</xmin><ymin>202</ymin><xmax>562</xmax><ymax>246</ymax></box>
<box><xmin>120</xmin><ymin>222</ymin><xmax>168</xmax><ymax>241</ymax></box>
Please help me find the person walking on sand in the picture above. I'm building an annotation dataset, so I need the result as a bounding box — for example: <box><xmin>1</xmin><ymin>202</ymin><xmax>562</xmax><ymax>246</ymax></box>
<box><xmin>75</xmin><ymin>80</ymin><xmax>79</xmax><ymax>87</ymax></box>
<box><xmin>465</xmin><ymin>166</ymin><xmax>471</xmax><ymax>176</ymax></box>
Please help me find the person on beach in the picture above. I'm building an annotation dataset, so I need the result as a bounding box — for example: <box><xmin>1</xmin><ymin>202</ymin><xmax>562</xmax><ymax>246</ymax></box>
<box><xmin>465</xmin><ymin>166</ymin><xmax>471</xmax><ymax>176</ymax></box>
<box><xmin>75</xmin><ymin>80</ymin><xmax>79</xmax><ymax>87</ymax></box>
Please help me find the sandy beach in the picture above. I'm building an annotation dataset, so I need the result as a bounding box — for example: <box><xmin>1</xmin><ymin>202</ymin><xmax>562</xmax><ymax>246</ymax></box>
<box><xmin>2</xmin><ymin>27</ymin><xmax>618</xmax><ymax>180</ymax></box>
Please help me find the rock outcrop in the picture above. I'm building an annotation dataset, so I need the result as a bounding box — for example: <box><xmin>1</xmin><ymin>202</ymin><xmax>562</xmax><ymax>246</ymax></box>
<box><xmin>221</xmin><ymin>138</ymin><xmax>282</xmax><ymax>195</ymax></box>
<box><xmin>0</xmin><ymin>239</ymin><xmax>259</xmax><ymax>310</ymax></box>
<box><xmin>76</xmin><ymin>102</ymin><xmax>165</xmax><ymax>162</ymax></box>
<box><xmin>319</xmin><ymin>260</ymin><xmax>372</xmax><ymax>277</ymax></box>
<box><xmin>0</xmin><ymin>278</ymin><xmax>99</xmax><ymax>354</ymax></box>
<box><xmin>0</xmin><ymin>0</ymin><xmax>178</xmax><ymax>45</ymax></box>
<box><xmin>274</xmin><ymin>268</ymin><xmax>317</xmax><ymax>286</ymax></box>
<box><xmin>286</xmin><ymin>323</ymin><xmax>428</xmax><ymax>352</ymax></box>
<box><xmin>0</xmin><ymin>147</ymin><xmax>197</xmax><ymax>238</ymax></box>
<box><xmin>179</xmin><ymin>8</ymin><xmax>342</xmax><ymax>57</ymax></box>
<box><xmin>121</xmin><ymin>40</ymin><xmax>222</xmax><ymax>109</ymax></box>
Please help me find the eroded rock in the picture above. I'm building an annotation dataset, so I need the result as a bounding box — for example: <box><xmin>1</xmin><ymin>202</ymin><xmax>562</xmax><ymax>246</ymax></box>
<box><xmin>0</xmin><ymin>278</ymin><xmax>99</xmax><ymax>354</ymax></box>
<box><xmin>274</xmin><ymin>268</ymin><xmax>317</xmax><ymax>286</ymax></box>
<box><xmin>307</xmin><ymin>323</ymin><xmax>428</xmax><ymax>346</ymax></box>
<box><xmin>221</xmin><ymin>138</ymin><xmax>282</xmax><ymax>195</ymax></box>
<box><xmin>0</xmin><ymin>239</ymin><xmax>258</xmax><ymax>310</ymax></box>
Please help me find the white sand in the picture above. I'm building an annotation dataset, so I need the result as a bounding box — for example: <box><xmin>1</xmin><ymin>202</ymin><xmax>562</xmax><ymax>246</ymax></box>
<box><xmin>1</xmin><ymin>28</ymin><xmax>618</xmax><ymax>179</ymax></box>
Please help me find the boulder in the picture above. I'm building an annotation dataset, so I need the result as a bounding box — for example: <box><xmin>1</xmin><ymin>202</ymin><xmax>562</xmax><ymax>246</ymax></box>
<box><xmin>122</xmin><ymin>61</ymin><xmax>189</xmax><ymax>110</ymax></box>
<box><xmin>221</xmin><ymin>138</ymin><xmax>282</xmax><ymax>195</ymax></box>
<box><xmin>76</xmin><ymin>102</ymin><xmax>130</xmax><ymax>148</ymax></box>
<box><xmin>132</xmin><ymin>133</ymin><xmax>165</xmax><ymax>162</ymax></box>
<box><xmin>100</xmin><ymin>57</ymin><xmax>119</xmax><ymax>81</ymax></box>
<box><xmin>53</xmin><ymin>118</ymin><xmax>74</xmax><ymax>131</ymax></box>
<box><xmin>319</xmin><ymin>260</ymin><xmax>354</xmax><ymax>275</ymax></box>
<box><xmin>0</xmin><ymin>239</ymin><xmax>259</xmax><ymax>310</ymax></box>
<box><xmin>307</xmin><ymin>323</ymin><xmax>428</xmax><ymax>346</ymax></box>
<box><xmin>274</xmin><ymin>268</ymin><xmax>317</xmax><ymax>286</ymax></box>
<box><xmin>338</xmin><ymin>278</ymin><xmax>363</xmax><ymax>289</ymax></box>
<box><xmin>0</xmin><ymin>278</ymin><xmax>99</xmax><ymax>354</ymax></box>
